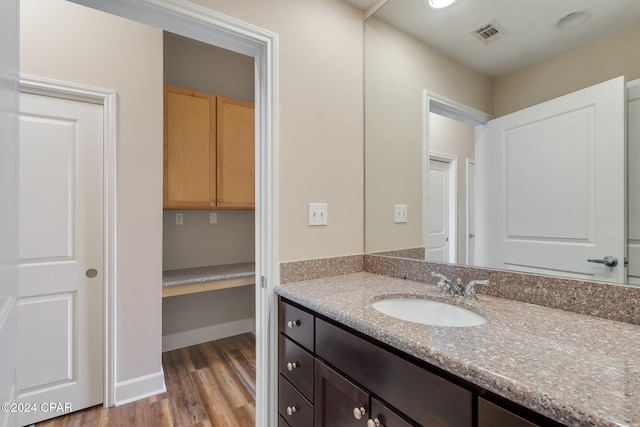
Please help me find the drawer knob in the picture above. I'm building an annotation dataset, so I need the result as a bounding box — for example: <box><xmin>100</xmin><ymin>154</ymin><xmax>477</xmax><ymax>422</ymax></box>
<box><xmin>286</xmin><ymin>361</ymin><xmax>299</xmax><ymax>371</ymax></box>
<box><xmin>353</xmin><ymin>407</ymin><xmax>366</xmax><ymax>420</ymax></box>
<box><xmin>287</xmin><ymin>320</ymin><xmax>300</xmax><ymax>329</ymax></box>
<box><xmin>367</xmin><ymin>419</ymin><xmax>382</xmax><ymax>427</ymax></box>
<box><xmin>286</xmin><ymin>405</ymin><xmax>298</xmax><ymax>416</ymax></box>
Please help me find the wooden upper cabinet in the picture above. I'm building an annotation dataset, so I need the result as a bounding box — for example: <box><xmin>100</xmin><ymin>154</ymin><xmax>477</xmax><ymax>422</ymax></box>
<box><xmin>163</xmin><ymin>86</ymin><xmax>255</xmax><ymax>209</ymax></box>
<box><xmin>217</xmin><ymin>97</ymin><xmax>255</xmax><ymax>209</ymax></box>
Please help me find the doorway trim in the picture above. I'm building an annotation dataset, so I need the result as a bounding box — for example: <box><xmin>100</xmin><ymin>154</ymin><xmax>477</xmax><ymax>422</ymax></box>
<box><xmin>19</xmin><ymin>74</ymin><xmax>118</xmax><ymax>407</ymax></box>
<box><xmin>68</xmin><ymin>0</ymin><xmax>279</xmax><ymax>424</ymax></box>
<box><xmin>423</xmin><ymin>90</ymin><xmax>491</xmax><ymax>264</ymax></box>
<box><xmin>465</xmin><ymin>158</ymin><xmax>476</xmax><ymax>265</ymax></box>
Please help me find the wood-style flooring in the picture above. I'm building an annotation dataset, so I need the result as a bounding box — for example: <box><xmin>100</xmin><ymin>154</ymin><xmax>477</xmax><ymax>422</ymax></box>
<box><xmin>34</xmin><ymin>333</ymin><xmax>256</xmax><ymax>427</ymax></box>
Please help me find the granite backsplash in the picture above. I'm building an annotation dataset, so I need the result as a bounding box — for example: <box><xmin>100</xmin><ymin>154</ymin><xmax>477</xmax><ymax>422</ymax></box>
<box><xmin>280</xmin><ymin>253</ymin><xmax>640</xmax><ymax>325</ymax></box>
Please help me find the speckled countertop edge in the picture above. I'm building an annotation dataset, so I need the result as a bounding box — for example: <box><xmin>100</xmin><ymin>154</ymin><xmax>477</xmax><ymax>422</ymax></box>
<box><xmin>275</xmin><ymin>272</ymin><xmax>640</xmax><ymax>427</ymax></box>
<box><xmin>162</xmin><ymin>262</ymin><xmax>255</xmax><ymax>287</ymax></box>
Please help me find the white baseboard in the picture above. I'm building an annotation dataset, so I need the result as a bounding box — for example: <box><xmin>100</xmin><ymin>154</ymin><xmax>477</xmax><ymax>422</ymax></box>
<box><xmin>114</xmin><ymin>368</ymin><xmax>166</xmax><ymax>406</ymax></box>
<box><xmin>162</xmin><ymin>317</ymin><xmax>255</xmax><ymax>352</ymax></box>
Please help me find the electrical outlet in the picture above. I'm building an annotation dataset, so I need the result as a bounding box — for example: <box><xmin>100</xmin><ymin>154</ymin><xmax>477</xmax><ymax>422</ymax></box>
<box><xmin>394</xmin><ymin>205</ymin><xmax>408</xmax><ymax>223</ymax></box>
<box><xmin>309</xmin><ymin>203</ymin><xmax>328</xmax><ymax>226</ymax></box>
<box><xmin>175</xmin><ymin>212</ymin><xmax>184</xmax><ymax>225</ymax></box>
<box><xmin>209</xmin><ymin>212</ymin><xmax>217</xmax><ymax>224</ymax></box>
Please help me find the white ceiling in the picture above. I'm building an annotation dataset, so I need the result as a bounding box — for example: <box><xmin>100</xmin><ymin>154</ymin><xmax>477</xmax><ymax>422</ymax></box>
<box><xmin>346</xmin><ymin>0</ymin><xmax>640</xmax><ymax>77</ymax></box>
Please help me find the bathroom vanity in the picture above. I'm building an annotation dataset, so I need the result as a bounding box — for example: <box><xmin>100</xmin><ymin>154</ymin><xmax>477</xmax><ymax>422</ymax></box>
<box><xmin>275</xmin><ymin>272</ymin><xmax>640</xmax><ymax>427</ymax></box>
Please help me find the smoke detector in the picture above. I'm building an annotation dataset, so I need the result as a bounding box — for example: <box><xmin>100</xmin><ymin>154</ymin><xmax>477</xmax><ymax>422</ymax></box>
<box><xmin>556</xmin><ymin>10</ymin><xmax>592</xmax><ymax>30</ymax></box>
<box><xmin>470</xmin><ymin>19</ymin><xmax>509</xmax><ymax>44</ymax></box>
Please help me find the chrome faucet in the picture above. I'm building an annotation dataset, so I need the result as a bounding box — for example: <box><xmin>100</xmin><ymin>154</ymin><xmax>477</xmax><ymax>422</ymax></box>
<box><xmin>464</xmin><ymin>280</ymin><xmax>490</xmax><ymax>300</ymax></box>
<box><xmin>431</xmin><ymin>272</ymin><xmax>489</xmax><ymax>299</ymax></box>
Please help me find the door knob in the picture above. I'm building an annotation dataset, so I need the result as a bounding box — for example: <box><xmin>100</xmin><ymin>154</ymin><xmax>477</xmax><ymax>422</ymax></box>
<box><xmin>86</xmin><ymin>268</ymin><xmax>98</xmax><ymax>278</ymax></box>
<box><xmin>587</xmin><ymin>256</ymin><xmax>618</xmax><ymax>267</ymax></box>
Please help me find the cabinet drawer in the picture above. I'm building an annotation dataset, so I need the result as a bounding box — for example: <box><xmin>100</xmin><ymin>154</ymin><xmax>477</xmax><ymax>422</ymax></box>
<box><xmin>279</xmin><ymin>375</ymin><xmax>313</xmax><ymax>427</ymax></box>
<box><xmin>279</xmin><ymin>299</ymin><xmax>314</xmax><ymax>351</ymax></box>
<box><xmin>478</xmin><ymin>398</ymin><xmax>540</xmax><ymax>427</ymax></box>
<box><xmin>279</xmin><ymin>334</ymin><xmax>314</xmax><ymax>401</ymax></box>
<box><xmin>316</xmin><ymin>318</ymin><xmax>472</xmax><ymax>427</ymax></box>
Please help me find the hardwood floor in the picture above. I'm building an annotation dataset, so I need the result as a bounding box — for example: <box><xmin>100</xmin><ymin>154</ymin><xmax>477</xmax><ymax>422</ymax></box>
<box><xmin>34</xmin><ymin>333</ymin><xmax>256</xmax><ymax>427</ymax></box>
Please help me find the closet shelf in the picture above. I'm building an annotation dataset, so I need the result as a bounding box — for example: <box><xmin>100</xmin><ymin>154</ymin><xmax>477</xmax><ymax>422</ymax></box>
<box><xmin>162</xmin><ymin>262</ymin><xmax>255</xmax><ymax>298</ymax></box>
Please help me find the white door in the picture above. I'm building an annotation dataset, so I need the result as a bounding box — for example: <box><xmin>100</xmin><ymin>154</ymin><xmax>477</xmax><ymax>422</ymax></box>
<box><xmin>486</xmin><ymin>76</ymin><xmax>626</xmax><ymax>283</ymax></box>
<box><xmin>466</xmin><ymin>160</ymin><xmax>475</xmax><ymax>265</ymax></box>
<box><xmin>428</xmin><ymin>159</ymin><xmax>451</xmax><ymax>262</ymax></box>
<box><xmin>0</xmin><ymin>1</ymin><xmax>19</xmax><ymax>426</ymax></box>
<box><xmin>628</xmin><ymin>80</ymin><xmax>640</xmax><ymax>285</ymax></box>
<box><xmin>18</xmin><ymin>92</ymin><xmax>104</xmax><ymax>425</ymax></box>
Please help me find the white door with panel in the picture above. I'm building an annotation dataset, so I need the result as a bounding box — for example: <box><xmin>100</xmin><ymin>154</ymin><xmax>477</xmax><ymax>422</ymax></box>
<box><xmin>428</xmin><ymin>159</ymin><xmax>452</xmax><ymax>262</ymax></box>
<box><xmin>18</xmin><ymin>92</ymin><xmax>104</xmax><ymax>425</ymax></box>
<box><xmin>486</xmin><ymin>76</ymin><xmax>626</xmax><ymax>283</ymax></box>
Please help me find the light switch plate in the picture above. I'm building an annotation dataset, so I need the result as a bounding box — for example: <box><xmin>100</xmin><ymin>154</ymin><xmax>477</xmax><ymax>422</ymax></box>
<box><xmin>394</xmin><ymin>204</ymin><xmax>408</xmax><ymax>223</ymax></box>
<box><xmin>309</xmin><ymin>203</ymin><xmax>328</xmax><ymax>226</ymax></box>
<box><xmin>209</xmin><ymin>212</ymin><xmax>217</xmax><ymax>224</ymax></box>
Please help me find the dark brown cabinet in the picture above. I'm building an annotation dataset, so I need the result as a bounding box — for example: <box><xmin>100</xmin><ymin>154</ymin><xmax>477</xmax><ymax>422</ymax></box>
<box><xmin>314</xmin><ymin>359</ymin><xmax>369</xmax><ymax>427</ymax></box>
<box><xmin>316</xmin><ymin>318</ymin><xmax>471</xmax><ymax>427</ymax></box>
<box><xmin>478</xmin><ymin>398</ymin><xmax>540</xmax><ymax>427</ymax></box>
<box><xmin>278</xmin><ymin>297</ymin><xmax>560</xmax><ymax>427</ymax></box>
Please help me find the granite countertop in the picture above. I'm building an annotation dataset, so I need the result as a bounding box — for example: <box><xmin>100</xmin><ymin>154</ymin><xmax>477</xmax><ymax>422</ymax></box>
<box><xmin>162</xmin><ymin>262</ymin><xmax>255</xmax><ymax>287</ymax></box>
<box><xmin>275</xmin><ymin>272</ymin><xmax>640</xmax><ymax>427</ymax></box>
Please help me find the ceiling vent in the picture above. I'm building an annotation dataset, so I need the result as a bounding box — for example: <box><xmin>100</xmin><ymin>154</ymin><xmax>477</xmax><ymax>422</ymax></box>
<box><xmin>470</xmin><ymin>19</ymin><xmax>509</xmax><ymax>44</ymax></box>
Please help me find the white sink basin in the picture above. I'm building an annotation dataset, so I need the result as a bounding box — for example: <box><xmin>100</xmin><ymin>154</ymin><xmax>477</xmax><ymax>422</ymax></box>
<box><xmin>372</xmin><ymin>298</ymin><xmax>486</xmax><ymax>327</ymax></box>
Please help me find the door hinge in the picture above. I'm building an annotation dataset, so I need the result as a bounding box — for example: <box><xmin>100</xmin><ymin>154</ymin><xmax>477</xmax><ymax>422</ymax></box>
<box><xmin>261</xmin><ymin>275</ymin><xmax>267</xmax><ymax>288</ymax></box>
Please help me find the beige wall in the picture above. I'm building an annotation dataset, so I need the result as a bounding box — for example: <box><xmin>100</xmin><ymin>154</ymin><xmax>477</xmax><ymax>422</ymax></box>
<box><xmin>21</xmin><ymin>0</ymin><xmax>163</xmax><ymax>389</ymax></box>
<box><xmin>495</xmin><ymin>24</ymin><xmax>640</xmax><ymax>116</ymax></box>
<box><xmin>22</xmin><ymin>0</ymin><xmax>366</xmax><ymax>401</ymax></box>
<box><xmin>164</xmin><ymin>32</ymin><xmax>254</xmax><ymax>103</ymax></box>
<box><xmin>365</xmin><ymin>17</ymin><xmax>493</xmax><ymax>253</ymax></box>
<box><xmin>193</xmin><ymin>0</ymin><xmax>365</xmax><ymax>262</ymax></box>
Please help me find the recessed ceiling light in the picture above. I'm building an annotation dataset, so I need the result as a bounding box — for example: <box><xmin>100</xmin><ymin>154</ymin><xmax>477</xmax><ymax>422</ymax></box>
<box><xmin>556</xmin><ymin>10</ymin><xmax>592</xmax><ymax>29</ymax></box>
<box><xmin>428</xmin><ymin>0</ymin><xmax>457</xmax><ymax>9</ymax></box>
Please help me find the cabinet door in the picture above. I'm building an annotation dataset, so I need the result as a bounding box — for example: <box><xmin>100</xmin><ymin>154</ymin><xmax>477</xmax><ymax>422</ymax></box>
<box><xmin>164</xmin><ymin>86</ymin><xmax>216</xmax><ymax>208</ymax></box>
<box><xmin>478</xmin><ymin>398</ymin><xmax>540</xmax><ymax>427</ymax></box>
<box><xmin>370</xmin><ymin>398</ymin><xmax>415</xmax><ymax>427</ymax></box>
<box><xmin>315</xmin><ymin>359</ymin><xmax>369</xmax><ymax>427</ymax></box>
<box><xmin>216</xmin><ymin>97</ymin><xmax>255</xmax><ymax>208</ymax></box>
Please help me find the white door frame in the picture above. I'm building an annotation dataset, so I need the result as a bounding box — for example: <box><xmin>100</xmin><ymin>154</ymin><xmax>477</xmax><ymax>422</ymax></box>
<box><xmin>465</xmin><ymin>158</ymin><xmax>475</xmax><ymax>265</ymax></box>
<box><xmin>68</xmin><ymin>0</ymin><xmax>279</xmax><ymax>424</ymax></box>
<box><xmin>423</xmin><ymin>91</ymin><xmax>491</xmax><ymax>264</ymax></box>
<box><xmin>19</xmin><ymin>74</ymin><xmax>118</xmax><ymax>407</ymax></box>
<box><xmin>428</xmin><ymin>152</ymin><xmax>457</xmax><ymax>263</ymax></box>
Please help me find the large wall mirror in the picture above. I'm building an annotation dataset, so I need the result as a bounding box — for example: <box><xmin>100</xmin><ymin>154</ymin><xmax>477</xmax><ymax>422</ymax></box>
<box><xmin>364</xmin><ymin>0</ymin><xmax>640</xmax><ymax>285</ymax></box>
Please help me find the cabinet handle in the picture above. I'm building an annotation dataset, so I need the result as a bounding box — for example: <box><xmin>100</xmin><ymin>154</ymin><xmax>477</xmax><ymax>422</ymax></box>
<box><xmin>286</xmin><ymin>361</ymin><xmax>299</xmax><ymax>371</ymax></box>
<box><xmin>353</xmin><ymin>407</ymin><xmax>366</xmax><ymax>420</ymax></box>
<box><xmin>218</xmin><ymin>198</ymin><xmax>222</xmax><ymax>203</ymax></box>
<box><xmin>287</xmin><ymin>320</ymin><xmax>300</xmax><ymax>329</ymax></box>
<box><xmin>367</xmin><ymin>419</ymin><xmax>382</xmax><ymax>427</ymax></box>
<box><xmin>286</xmin><ymin>405</ymin><xmax>298</xmax><ymax>416</ymax></box>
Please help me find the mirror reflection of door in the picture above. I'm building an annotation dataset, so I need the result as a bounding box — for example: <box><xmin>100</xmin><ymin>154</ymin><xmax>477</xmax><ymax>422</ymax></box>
<box><xmin>428</xmin><ymin>158</ymin><xmax>453</xmax><ymax>262</ymax></box>
<box><xmin>486</xmin><ymin>76</ymin><xmax>626</xmax><ymax>284</ymax></box>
